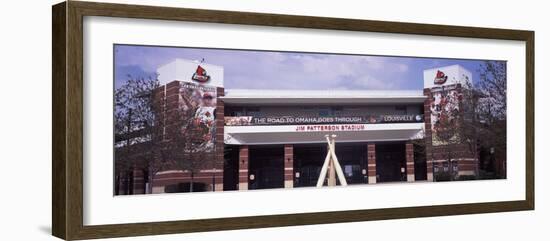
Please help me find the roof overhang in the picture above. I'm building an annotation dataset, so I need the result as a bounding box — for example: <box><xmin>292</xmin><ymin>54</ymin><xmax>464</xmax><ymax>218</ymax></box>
<box><xmin>221</xmin><ymin>97</ymin><xmax>427</xmax><ymax>105</ymax></box>
<box><xmin>224</xmin><ymin>123</ymin><xmax>425</xmax><ymax>145</ymax></box>
<box><xmin>221</xmin><ymin>89</ymin><xmax>427</xmax><ymax>105</ymax></box>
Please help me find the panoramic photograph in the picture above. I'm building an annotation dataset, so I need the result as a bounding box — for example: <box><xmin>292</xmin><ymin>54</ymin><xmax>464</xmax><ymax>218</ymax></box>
<box><xmin>113</xmin><ymin>44</ymin><xmax>507</xmax><ymax>195</ymax></box>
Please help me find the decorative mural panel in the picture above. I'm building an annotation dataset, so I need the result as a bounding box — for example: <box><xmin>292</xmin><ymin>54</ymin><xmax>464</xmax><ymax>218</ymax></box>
<box><xmin>429</xmin><ymin>85</ymin><xmax>463</xmax><ymax>146</ymax></box>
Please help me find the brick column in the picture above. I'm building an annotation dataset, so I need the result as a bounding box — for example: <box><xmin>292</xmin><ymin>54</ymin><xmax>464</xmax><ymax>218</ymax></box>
<box><xmin>211</xmin><ymin>169</ymin><xmax>224</xmax><ymax>192</ymax></box>
<box><xmin>164</xmin><ymin>81</ymin><xmax>182</xmax><ymax>138</ymax></box>
<box><xmin>152</xmin><ymin>85</ymin><xmax>166</xmax><ymax>139</ymax></box>
<box><xmin>214</xmin><ymin>87</ymin><xmax>225</xmax><ymax>191</ymax></box>
<box><xmin>238</xmin><ymin>145</ymin><xmax>249</xmax><ymax>190</ymax></box>
<box><xmin>367</xmin><ymin>144</ymin><xmax>377</xmax><ymax>184</ymax></box>
<box><xmin>406</xmin><ymin>142</ymin><xmax>415</xmax><ymax>182</ymax></box>
<box><xmin>284</xmin><ymin>144</ymin><xmax>294</xmax><ymax>188</ymax></box>
<box><xmin>130</xmin><ymin>167</ymin><xmax>143</xmax><ymax>194</ymax></box>
<box><xmin>423</xmin><ymin>88</ymin><xmax>434</xmax><ymax>181</ymax></box>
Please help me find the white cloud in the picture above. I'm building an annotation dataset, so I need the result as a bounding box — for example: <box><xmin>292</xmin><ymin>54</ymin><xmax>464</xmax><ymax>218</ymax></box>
<box><xmin>351</xmin><ymin>75</ymin><xmax>395</xmax><ymax>89</ymax></box>
<box><xmin>227</xmin><ymin>53</ymin><xmax>411</xmax><ymax>90</ymax></box>
<box><xmin>117</xmin><ymin>45</ymin><xmax>415</xmax><ymax>90</ymax></box>
<box><xmin>397</xmin><ymin>63</ymin><xmax>409</xmax><ymax>72</ymax></box>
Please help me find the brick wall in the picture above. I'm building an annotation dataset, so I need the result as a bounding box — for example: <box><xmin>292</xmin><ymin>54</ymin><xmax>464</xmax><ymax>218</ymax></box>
<box><xmin>122</xmin><ymin>81</ymin><xmax>226</xmax><ymax>194</ymax></box>
<box><xmin>423</xmin><ymin>88</ymin><xmax>434</xmax><ymax>181</ymax></box>
<box><xmin>238</xmin><ymin>145</ymin><xmax>249</xmax><ymax>190</ymax></box>
<box><xmin>367</xmin><ymin>143</ymin><xmax>376</xmax><ymax>183</ymax></box>
<box><xmin>284</xmin><ymin>144</ymin><xmax>294</xmax><ymax>188</ymax></box>
<box><xmin>405</xmin><ymin>142</ymin><xmax>415</xmax><ymax>182</ymax></box>
<box><xmin>424</xmin><ymin>85</ymin><xmax>479</xmax><ymax>180</ymax></box>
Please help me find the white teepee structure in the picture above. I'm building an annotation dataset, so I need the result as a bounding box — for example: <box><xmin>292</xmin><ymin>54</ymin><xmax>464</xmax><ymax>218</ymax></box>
<box><xmin>316</xmin><ymin>134</ymin><xmax>348</xmax><ymax>187</ymax></box>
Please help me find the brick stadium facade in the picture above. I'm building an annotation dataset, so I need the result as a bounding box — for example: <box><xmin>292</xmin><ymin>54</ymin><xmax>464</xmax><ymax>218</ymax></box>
<box><xmin>115</xmin><ymin>61</ymin><xmax>504</xmax><ymax>195</ymax></box>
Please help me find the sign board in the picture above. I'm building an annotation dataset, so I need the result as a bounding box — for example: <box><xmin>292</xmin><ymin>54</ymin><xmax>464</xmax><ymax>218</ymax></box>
<box><xmin>177</xmin><ymin>76</ymin><xmax>218</xmax><ymax>152</ymax></box>
<box><xmin>157</xmin><ymin>58</ymin><xmax>224</xmax><ymax>87</ymax></box>
<box><xmin>425</xmin><ymin>65</ymin><xmax>468</xmax><ymax>146</ymax></box>
<box><xmin>225</xmin><ymin>115</ymin><xmax>423</xmax><ymax>126</ymax></box>
<box><xmin>156</xmin><ymin>59</ymin><xmax>223</xmax><ymax>153</ymax></box>
<box><xmin>295</xmin><ymin>124</ymin><xmax>366</xmax><ymax>132</ymax></box>
<box><xmin>423</xmin><ymin>64</ymin><xmax>472</xmax><ymax>89</ymax></box>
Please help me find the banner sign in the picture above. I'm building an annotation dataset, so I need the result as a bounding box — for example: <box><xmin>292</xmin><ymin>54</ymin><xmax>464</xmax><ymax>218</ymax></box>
<box><xmin>225</xmin><ymin>114</ymin><xmax>423</xmax><ymax>126</ymax></box>
<box><xmin>179</xmin><ymin>81</ymin><xmax>217</xmax><ymax>152</ymax></box>
<box><xmin>434</xmin><ymin>70</ymin><xmax>448</xmax><ymax>85</ymax></box>
<box><xmin>295</xmin><ymin>124</ymin><xmax>366</xmax><ymax>132</ymax></box>
<box><xmin>191</xmin><ymin>64</ymin><xmax>211</xmax><ymax>83</ymax></box>
<box><xmin>429</xmin><ymin>85</ymin><xmax>462</xmax><ymax>146</ymax></box>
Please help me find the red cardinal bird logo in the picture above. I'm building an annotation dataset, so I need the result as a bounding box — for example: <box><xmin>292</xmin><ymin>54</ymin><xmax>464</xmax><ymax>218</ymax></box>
<box><xmin>192</xmin><ymin>64</ymin><xmax>211</xmax><ymax>83</ymax></box>
<box><xmin>434</xmin><ymin>70</ymin><xmax>448</xmax><ymax>85</ymax></box>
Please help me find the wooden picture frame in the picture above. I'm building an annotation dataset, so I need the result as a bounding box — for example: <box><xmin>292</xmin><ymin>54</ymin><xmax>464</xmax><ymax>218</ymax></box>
<box><xmin>52</xmin><ymin>1</ymin><xmax>534</xmax><ymax>240</ymax></box>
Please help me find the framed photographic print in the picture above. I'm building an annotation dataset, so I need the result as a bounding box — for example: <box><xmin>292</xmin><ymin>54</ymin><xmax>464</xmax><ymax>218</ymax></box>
<box><xmin>52</xmin><ymin>1</ymin><xmax>534</xmax><ymax>240</ymax></box>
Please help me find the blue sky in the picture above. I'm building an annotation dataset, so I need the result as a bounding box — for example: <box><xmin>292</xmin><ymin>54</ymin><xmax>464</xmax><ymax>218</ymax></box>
<box><xmin>114</xmin><ymin>44</ymin><xmax>495</xmax><ymax>90</ymax></box>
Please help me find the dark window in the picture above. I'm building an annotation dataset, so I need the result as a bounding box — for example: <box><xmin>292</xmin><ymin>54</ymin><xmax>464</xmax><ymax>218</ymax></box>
<box><xmin>332</xmin><ymin>106</ymin><xmax>344</xmax><ymax>116</ymax></box>
<box><xmin>319</xmin><ymin>107</ymin><xmax>330</xmax><ymax>117</ymax></box>
<box><xmin>245</xmin><ymin>107</ymin><xmax>261</xmax><ymax>116</ymax></box>
<box><xmin>375</xmin><ymin>143</ymin><xmax>406</xmax><ymax>182</ymax></box>
<box><xmin>395</xmin><ymin>105</ymin><xmax>407</xmax><ymax>114</ymax></box>
<box><xmin>294</xmin><ymin>144</ymin><xmax>326</xmax><ymax>187</ymax></box>
<box><xmin>248</xmin><ymin>146</ymin><xmax>284</xmax><ymax>190</ymax></box>
<box><xmin>223</xmin><ymin>146</ymin><xmax>240</xmax><ymax>191</ymax></box>
<box><xmin>226</xmin><ymin>107</ymin><xmax>245</xmax><ymax>116</ymax></box>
